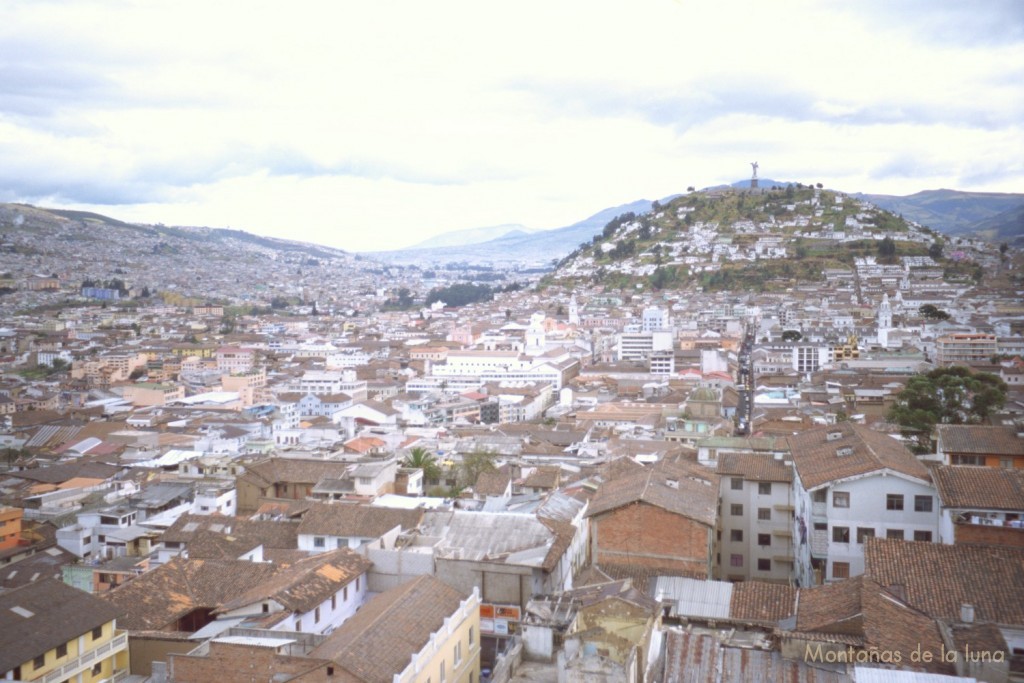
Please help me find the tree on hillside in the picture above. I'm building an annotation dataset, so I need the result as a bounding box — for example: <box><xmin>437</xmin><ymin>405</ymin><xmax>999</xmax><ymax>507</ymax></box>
<box><xmin>782</xmin><ymin>330</ymin><xmax>802</xmax><ymax>342</ymax></box>
<box><xmin>918</xmin><ymin>304</ymin><xmax>950</xmax><ymax>321</ymax></box>
<box><xmin>877</xmin><ymin>236</ymin><xmax>896</xmax><ymax>261</ymax></box>
<box><xmin>887</xmin><ymin>367</ymin><xmax>1007</xmax><ymax>452</ymax></box>
<box><xmin>928</xmin><ymin>241</ymin><xmax>944</xmax><ymax>260</ymax></box>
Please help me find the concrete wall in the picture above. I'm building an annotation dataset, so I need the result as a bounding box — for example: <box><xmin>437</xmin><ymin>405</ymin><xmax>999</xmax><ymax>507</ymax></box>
<box><xmin>364</xmin><ymin>546</ymin><xmax>435</xmax><ymax>592</ymax></box>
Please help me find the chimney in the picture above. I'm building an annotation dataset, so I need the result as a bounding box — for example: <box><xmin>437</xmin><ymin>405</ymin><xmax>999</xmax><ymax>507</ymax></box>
<box><xmin>960</xmin><ymin>603</ymin><xmax>975</xmax><ymax>623</ymax></box>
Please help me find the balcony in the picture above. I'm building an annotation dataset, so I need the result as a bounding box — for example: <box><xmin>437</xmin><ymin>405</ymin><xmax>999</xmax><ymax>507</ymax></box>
<box><xmin>42</xmin><ymin>632</ymin><xmax>128</xmax><ymax>683</ymax></box>
<box><xmin>811</xmin><ymin>502</ymin><xmax>826</xmax><ymax>518</ymax></box>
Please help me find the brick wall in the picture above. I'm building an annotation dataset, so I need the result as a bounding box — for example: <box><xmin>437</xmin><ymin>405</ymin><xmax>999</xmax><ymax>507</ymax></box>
<box><xmin>169</xmin><ymin>642</ymin><xmax>335</xmax><ymax>682</ymax></box>
<box><xmin>955</xmin><ymin>523</ymin><xmax>1024</xmax><ymax>548</ymax></box>
<box><xmin>592</xmin><ymin>503</ymin><xmax>711</xmax><ymax>577</ymax></box>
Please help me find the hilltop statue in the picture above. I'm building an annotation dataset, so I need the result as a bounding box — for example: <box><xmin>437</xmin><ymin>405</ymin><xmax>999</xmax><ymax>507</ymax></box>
<box><xmin>750</xmin><ymin>161</ymin><xmax>759</xmax><ymax>178</ymax></box>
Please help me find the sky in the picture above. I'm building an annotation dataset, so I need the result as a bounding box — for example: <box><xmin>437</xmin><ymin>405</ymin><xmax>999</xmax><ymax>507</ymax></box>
<box><xmin>1</xmin><ymin>1</ymin><xmax>1021</xmax><ymax>252</ymax></box>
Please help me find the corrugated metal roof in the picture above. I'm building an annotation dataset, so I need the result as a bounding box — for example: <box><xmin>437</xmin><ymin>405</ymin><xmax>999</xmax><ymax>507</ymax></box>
<box><xmin>853</xmin><ymin>667</ymin><xmax>975</xmax><ymax>683</ymax></box>
<box><xmin>655</xmin><ymin>577</ymin><xmax>733</xmax><ymax>619</ymax></box>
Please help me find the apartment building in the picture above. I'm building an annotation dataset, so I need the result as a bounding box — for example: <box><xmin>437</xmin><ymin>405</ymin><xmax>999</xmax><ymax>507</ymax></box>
<box><xmin>790</xmin><ymin>423</ymin><xmax>939</xmax><ymax>586</ymax></box>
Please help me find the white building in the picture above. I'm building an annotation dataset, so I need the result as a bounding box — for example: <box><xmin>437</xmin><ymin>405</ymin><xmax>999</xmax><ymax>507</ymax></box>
<box><xmin>790</xmin><ymin>423</ymin><xmax>939</xmax><ymax>586</ymax></box>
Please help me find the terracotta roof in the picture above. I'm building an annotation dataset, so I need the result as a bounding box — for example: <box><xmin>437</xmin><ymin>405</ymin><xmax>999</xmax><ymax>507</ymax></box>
<box><xmin>161</xmin><ymin>515</ymin><xmax>298</xmax><ymax>552</ymax></box>
<box><xmin>788</xmin><ymin>423</ymin><xmax>930</xmax><ymax>490</ymax></box>
<box><xmin>0</xmin><ymin>578</ymin><xmax>123</xmax><ymax>673</ymax></box>
<box><xmin>728</xmin><ymin>581</ymin><xmax>797</xmax><ymax>624</ymax></box>
<box><xmin>865</xmin><ymin>537</ymin><xmax>1024</xmax><ymax>625</ymax></box>
<box><xmin>100</xmin><ymin>557</ymin><xmax>281</xmax><ymax>631</ymax></box>
<box><xmin>473</xmin><ymin>466</ymin><xmax>512</xmax><ymax>496</ymax></box>
<box><xmin>215</xmin><ymin>549</ymin><xmax>371</xmax><ymax>615</ymax></box>
<box><xmin>716</xmin><ymin>453</ymin><xmax>793</xmax><ymax>483</ymax></box>
<box><xmin>296</xmin><ymin>501</ymin><xmax>423</xmax><ymax>539</ymax></box>
<box><xmin>309</xmin><ymin>575</ymin><xmax>467</xmax><ymax>683</ymax></box>
<box><xmin>793</xmin><ymin>575</ymin><xmax>955</xmax><ymax>674</ymax></box>
<box><xmin>522</xmin><ymin>465</ymin><xmax>562</xmax><ymax>490</ymax></box>
<box><xmin>938</xmin><ymin>425</ymin><xmax>1024</xmax><ymax>455</ymax></box>
<box><xmin>933</xmin><ymin>465</ymin><xmax>1024</xmax><ymax>510</ymax></box>
<box><xmin>239</xmin><ymin>457</ymin><xmax>353</xmax><ymax>488</ymax></box>
<box><xmin>586</xmin><ymin>459</ymin><xmax>719</xmax><ymax>527</ymax></box>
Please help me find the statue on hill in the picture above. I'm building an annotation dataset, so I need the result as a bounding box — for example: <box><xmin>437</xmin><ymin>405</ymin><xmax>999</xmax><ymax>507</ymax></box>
<box><xmin>750</xmin><ymin>161</ymin><xmax>759</xmax><ymax>178</ymax></box>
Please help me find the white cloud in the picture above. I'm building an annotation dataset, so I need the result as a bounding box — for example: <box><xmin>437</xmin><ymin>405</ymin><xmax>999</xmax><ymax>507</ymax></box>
<box><xmin>0</xmin><ymin>0</ymin><xmax>1020</xmax><ymax>251</ymax></box>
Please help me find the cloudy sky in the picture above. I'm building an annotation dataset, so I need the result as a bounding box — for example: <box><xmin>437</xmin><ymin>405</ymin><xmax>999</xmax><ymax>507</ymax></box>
<box><xmin>1</xmin><ymin>1</ymin><xmax>1021</xmax><ymax>252</ymax></box>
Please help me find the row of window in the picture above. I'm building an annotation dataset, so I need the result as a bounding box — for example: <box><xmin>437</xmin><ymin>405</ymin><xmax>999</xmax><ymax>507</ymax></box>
<box><xmin>730</xmin><ymin>478</ymin><xmax>775</xmax><ymax>494</ymax></box>
<box><xmin>813</xmin><ymin>490</ymin><xmax>934</xmax><ymax>512</ymax></box>
<box><xmin>730</xmin><ymin>504</ymin><xmax>781</xmax><ymax>519</ymax></box>
<box><xmin>424</xmin><ymin>627</ymin><xmax>475</xmax><ymax>683</ymax></box>
<box><xmin>728</xmin><ymin>554</ymin><xmax>773</xmax><ymax>571</ymax></box>
<box><xmin>831</xmin><ymin>526</ymin><xmax>932</xmax><ymax>543</ymax></box>
<box><xmin>726</xmin><ymin>529</ymin><xmax>774</xmax><ymax>545</ymax></box>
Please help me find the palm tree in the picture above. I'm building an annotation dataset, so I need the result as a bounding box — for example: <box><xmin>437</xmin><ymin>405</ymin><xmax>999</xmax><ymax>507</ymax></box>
<box><xmin>403</xmin><ymin>446</ymin><xmax>441</xmax><ymax>483</ymax></box>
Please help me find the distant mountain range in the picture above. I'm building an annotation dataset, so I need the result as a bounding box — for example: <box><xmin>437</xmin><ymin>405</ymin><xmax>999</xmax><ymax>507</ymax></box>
<box><xmin>366</xmin><ymin>198</ymin><xmax>669</xmax><ymax>267</ymax></box>
<box><xmin>855</xmin><ymin>189</ymin><xmax>1024</xmax><ymax>245</ymax></box>
<box><xmin>404</xmin><ymin>223</ymin><xmax>539</xmax><ymax>250</ymax></box>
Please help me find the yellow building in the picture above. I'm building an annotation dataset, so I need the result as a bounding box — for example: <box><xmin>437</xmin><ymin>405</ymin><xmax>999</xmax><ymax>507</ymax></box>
<box><xmin>0</xmin><ymin>579</ymin><xmax>129</xmax><ymax>682</ymax></box>
<box><xmin>121</xmin><ymin>382</ymin><xmax>186</xmax><ymax>407</ymax></box>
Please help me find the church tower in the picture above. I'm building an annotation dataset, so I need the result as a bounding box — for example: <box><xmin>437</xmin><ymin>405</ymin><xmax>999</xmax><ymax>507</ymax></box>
<box><xmin>568</xmin><ymin>293</ymin><xmax>580</xmax><ymax>326</ymax></box>
<box><xmin>877</xmin><ymin>293</ymin><xmax>892</xmax><ymax>331</ymax></box>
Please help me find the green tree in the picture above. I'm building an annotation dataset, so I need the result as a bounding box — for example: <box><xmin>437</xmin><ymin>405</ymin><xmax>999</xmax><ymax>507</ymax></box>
<box><xmin>928</xmin><ymin>241</ymin><xmax>943</xmax><ymax>260</ymax></box>
<box><xmin>918</xmin><ymin>304</ymin><xmax>950</xmax><ymax>321</ymax></box>
<box><xmin>403</xmin><ymin>446</ymin><xmax>442</xmax><ymax>483</ymax></box>
<box><xmin>888</xmin><ymin>367</ymin><xmax>1008</xmax><ymax>452</ymax></box>
<box><xmin>877</xmin><ymin>236</ymin><xmax>897</xmax><ymax>261</ymax></box>
<box><xmin>459</xmin><ymin>450</ymin><xmax>497</xmax><ymax>488</ymax></box>
<box><xmin>782</xmin><ymin>329</ymin><xmax>802</xmax><ymax>342</ymax></box>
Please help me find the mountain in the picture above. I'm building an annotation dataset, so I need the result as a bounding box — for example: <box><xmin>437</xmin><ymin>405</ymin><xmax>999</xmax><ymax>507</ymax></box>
<box><xmin>545</xmin><ymin>184</ymin><xmax>969</xmax><ymax>292</ymax></box>
<box><xmin>0</xmin><ymin>202</ymin><xmax>380</xmax><ymax>313</ymax></box>
<box><xmin>405</xmin><ymin>223</ymin><xmax>537</xmax><ymax>250</ymax></box>
<box><xmin>367</xmin><ymin>198</ymin><xmax>669</xmax><ymax>267</ymax></box>
<box><xmin>855</xmin><ymin>189</ymin><xmax>1024</xmax><ymax>242</ymax></box>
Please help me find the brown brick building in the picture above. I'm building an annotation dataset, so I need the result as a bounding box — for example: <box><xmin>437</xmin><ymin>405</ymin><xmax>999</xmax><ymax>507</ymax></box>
<box><xmin>585</xmin><ymin>459</ymin><xmax>719</xmax><ymax>579</ymax></box>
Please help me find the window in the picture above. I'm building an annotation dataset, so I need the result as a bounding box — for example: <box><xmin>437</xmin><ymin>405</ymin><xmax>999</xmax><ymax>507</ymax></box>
<box><xmin>440</xmin><ymin>660</ymin><xmax>446</xmax><ymax>683</ymax></box>
<box><xmin>886</xmin><ymin>494</ymin><xmax>904</xmax><ymax>511</ymax></box>
<box><xmin>92</xmin><ymin>626</ymin><xmax>103</xmax><ymax>640</ymax></box>
<box><xmin>913</xmin><ymin>530</ymin><xmax>932</xmax><ymax>542</ymax></box>
<box><xmin>953</xmin><ymin>455</ymin><xmax>983</xmax><ymax>465</ymax></box>
<box><xmin>857</xmin><ymin>527</ymin><xmax>875</xmax><ymax>543</ymax></box>
<box><xmin>313</xmin><ymin>536</ymin><xmax>326</xmax><ymax>548</ymax></box>
<box><xmin>56</xmin><ymin>643</ymin><xmax>67</xmax><ymax>658</ymax></box>
<box><xmin>813</xmin><ymin>522</ymin><xmax>827</xmax><ymax>531</ymax></box>
<box><xmin>758</xmin><ymin>508</ymin><xmax>771</xmax><ymax>521</ymax></box>
<box><xmin>33</xmin><ymin>654</ymin><xmax>45</xmax><ymax>669</ymax></box>
<box><xmin>914</xmin><ymin>496</ymin><xmax>933</xmax><ymax>512</ymax></box>
<box><xmin>262</xmin><ymin>603</ymin><xmax>269</xmax><ymax>613</ymax></box>
<box><xmin>832</xmin><ymin>526</ymin><xmax>850</xmax><ymax>543</ymax></box>
<box><xmin>757</xmin><ymin>559</ymin><xmax>771</xmax><ymax>571</ymax></box>
<box><xmin>886</xmin><ymin>528</ymin><xmax>904</xmax><ymax>540</ymax></box>
<box><xmin>731</xmin><ymin>504</ymin><xmax>743</xmax><ymax>516</ymax></box>
<box><xmin>332</xmin><ymin>594</ymin><xmax>337</xmax><ymax>609</ymax></box>
<box><xmin>730</xmin><ymin>529</ymin><xmax>743</xmax><ymax>542</ymax></box>
<box><xmin>833</xmin><ymin>492</ymin><xmax>850</xmax><ymax>508</ymax></box>
<box><xmin>832</xmin><ymin>561</ymin><xmax>850</xmax><ymax>579</ymax></box>
<box><xmin>356</xmin><ymin>577</ymin><xmax>360</xmax><ymax>591</ymax></box>
<box><xmin>758</xmin><ymin>482</ymin><xmax>771</xmax><ymax>495</ymax></box>
<box><xmin>454</xmin><ymin>641</ymin><xmax>462</xmax><ymax>665</ymax></box>
<box><xmin>469</xmin><ymin>626</ymin><xmax>474</xmax><ymax>646</ymax></box>
<box><xmin>343</xmin><ymin>586</ymin><xmax>348</xmax><ymax>601</ymax></box>
<box><xmin>730</xmin><ymin>554</ymin><xmax>743</xmax><ymax>567</ymax></box>
<box><xmin>315</xmin><ymin>607</ymin><xmax>320</xmax><ymax>623</ymax></box>
<box><xmin>98</xmin><ymin>535</ymin><xmax>105</xmax><ymax>543</ymax></box>
<box><xmin>758</xmin><ymin>533</ymin><xmax>771</xmax><ymax>547</ymax></box>
<box><xmin>731</xmin><ymin>478</ymin><xmax>743</xmax><ymax>491</ymax></box>
<box><xmin>295</xmin><ymin>619</ymin><xmax>302</xmax><ymax>632</ymax></box>
<box><xmin>1000</xmin><ymin>458</ymin><xmax>1014</xmax><ymax>469</ymax></box>
<box><xmin>92</xmin><ymin>663</ymin><xmax>102</xmax><ymax>676</ymax></box>
<box><xmin>812</xmin><ymin>489</ymin><xmax>827</xmax><ymax>503</ymax></box>
<box><xmin>82</xmin><ymin>535</ymin><xmax>91</xmax><ymax>545</ymax></box>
